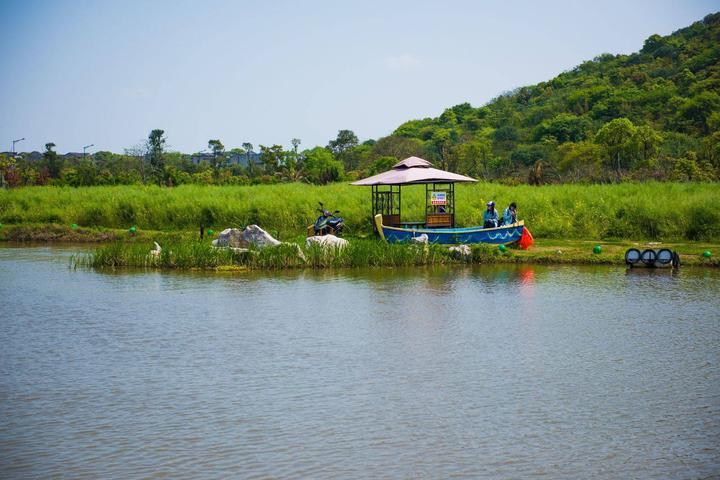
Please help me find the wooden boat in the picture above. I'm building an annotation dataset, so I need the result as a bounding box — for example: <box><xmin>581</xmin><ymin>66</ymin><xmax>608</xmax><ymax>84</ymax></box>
<box><xmin>374</xmin><ymin>214</ymin><xmax>525</xmax><ymax>245</ymax></box>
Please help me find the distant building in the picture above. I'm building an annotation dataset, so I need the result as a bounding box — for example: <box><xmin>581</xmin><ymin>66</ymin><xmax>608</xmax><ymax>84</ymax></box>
<box><xmin>191</xmin><ymin>151</ymin><xmax>262</xmax><ymax>167</ymax></box>
<box><xmin>3</xmin><ymin>151</ymin><xmax>44</xmax><ymax>161</ymax></box>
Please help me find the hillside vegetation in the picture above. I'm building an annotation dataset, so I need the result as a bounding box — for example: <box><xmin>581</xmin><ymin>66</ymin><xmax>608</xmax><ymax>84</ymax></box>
<box><xmin>379</xmin><ymin>12</ymin><xmax>720</xmax><ymax>183</ymax></box>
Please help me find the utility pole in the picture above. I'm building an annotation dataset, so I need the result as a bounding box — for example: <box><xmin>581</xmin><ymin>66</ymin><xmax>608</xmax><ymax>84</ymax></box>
<box><xmin>11</xmin><ymin>138</ymin><xmax>25</xmax><ymax>156</ymax></box>
<box><xmin>83</xmin><ymin>144</ymin><xmax>94</xmax><ymax>158</ymax></box>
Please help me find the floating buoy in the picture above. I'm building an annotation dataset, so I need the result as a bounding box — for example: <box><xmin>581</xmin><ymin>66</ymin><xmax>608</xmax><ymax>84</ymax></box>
<box><xmin>702</xmin><ymin>250</ymin><xmax>712</xmax><ymax>258</ymax></box>
<box><xmin>71</xmin><ymin>223</ymin><xmax>78</xmax><ymax>229</ymax></box>
<box><xmin>207</xmin><ymin>229</ymin><xmax>215</xmax><ymax>236</ymax></box>
<box><xmin>128</xmin><ymin>226</ymin><xmax>137</xmax><ymax>234</ymax></box>
<box><xmin>498</xmin><ymin>244</ymin><xmax>507</xmax><ymax>253</ymax></box>
<box><xmin>593</xmin><ymin>245</ymin><xmax>602</xmax><ymax>254</ymax></box>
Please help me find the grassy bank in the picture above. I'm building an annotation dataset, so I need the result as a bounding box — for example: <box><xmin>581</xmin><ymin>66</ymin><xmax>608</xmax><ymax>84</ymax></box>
<box><xmin>2</xmin><ymin>182</ymin><xmax>720</xmax><ymax>242</ymax></box>
<box><xmin>71</xmin><ymin>238</ymin><xmax>719</xmax><ymax>270</ymax></box>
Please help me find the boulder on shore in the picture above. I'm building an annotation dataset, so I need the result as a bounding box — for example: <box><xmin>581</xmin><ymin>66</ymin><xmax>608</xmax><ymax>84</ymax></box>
<box><xmin>306</xmin><ymin>234</ymin><xmax>349</xmax><ymax>250</ymax></box>
<box><xmin>212</xmin><ymin>228</ymin><xmax>244</xmax><ymax>248</ymax></box>
<box><xmin>242</xmin><ymin>225</ymin><xmax>281</xmax><ymax>248</ymax></box>
<box><xmin>212</xmin><ymin>225</ymin><xmax>281</xmax><ymax>249</ymax></box>
<box><xmin>449</xmin><ymin>244</ymin><xmax>472</xmax><ymax>260</ymax></box>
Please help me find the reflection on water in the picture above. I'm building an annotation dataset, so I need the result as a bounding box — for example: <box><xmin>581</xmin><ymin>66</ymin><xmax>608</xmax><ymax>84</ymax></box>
<box><xmin>1</xmin><ymin>246</ymin><xmax>719</xmax><ymax>479</ymax></box>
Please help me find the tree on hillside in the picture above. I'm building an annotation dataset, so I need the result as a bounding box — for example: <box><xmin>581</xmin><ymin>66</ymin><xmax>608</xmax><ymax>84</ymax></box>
<box><xmin>327</xmin><ymin>130</ymin><xmax>358</xmax><ymax>157</ymax></box>
<box><xmin>632</xmin><ymin>125</ymin><xmax>662</xmax><ymax>170</ymax></box>
<box><xmin>430</xmin><ymin>128</ymin><xmax>454</xmax><ymax>170</ymax></box>
<box><xmin>303</xmin><ymin>147</ymin><xmax>344</xmax><ymax>184</ymax></box>
<box><xmin>595</xmin><ymin>118</ymin><xmax>636</xmax><ymax>179</ymax></box>
<box><xmin>43</xmin><ymin>142</ymin><xmax>62</xmax><ymax>179</ymax></box>
<box><xmin>259</xmin><ymin>144</ymin><xmax>284</xmax><ymax>174</ymax></box>
<box><xmin>372</xmin><ymin>135</ymin><xmax>424</xmax><ymax>161</ymax></box>
<box><xmin>534</xmin><ymin>113</ymin><xmax>592</xmax><ymax>143</ymax></box>
<box><xmin>557</xmin><ymin>141</ymin><xmax>604</xmax><ymax>182</ymax></box>
<box><xmin>208</xmin><ymin>139</ymin><xmax>225</xmax><ymax>170</ymax></box>
<box><xmin>0</xmin><ymin>153</ymin><xmax>16</xmax><ymax>188</ymax></box>
<box><xmin>452</xmin><ymin>138</ymin><xmax>495</xmax><ymax>179</ymax></box>
<box><xmin>147</xmin><ymin>129</ymin><xmax>166</xmax><ymax>184</ymax></box>
<box><xmin>367</xmin><ymin>156</ymin><xmax>397</xmax><ymax>175</ymax></box>
<box><xmin>242</xmin><ymin>142</ymin><xmax>255</xmax><ymax>176</ymax></box>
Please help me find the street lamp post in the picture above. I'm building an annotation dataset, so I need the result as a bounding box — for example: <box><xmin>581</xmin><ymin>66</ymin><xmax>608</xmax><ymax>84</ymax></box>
<box><xmin>11</xmin><ymin>138</ymin><xmax>25</xmax><ymax>156</ymax></box>
<box><xmin>83</xmin><ymin>144</ymin><xmax>94</xmax><ymax>158</ymax></box>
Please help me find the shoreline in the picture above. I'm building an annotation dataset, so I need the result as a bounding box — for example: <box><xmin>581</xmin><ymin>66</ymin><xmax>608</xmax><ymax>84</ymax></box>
<box><xmin>2</xmin><ymin>224</ymin><xmax>717</xmax><ymax>269</ymax></box>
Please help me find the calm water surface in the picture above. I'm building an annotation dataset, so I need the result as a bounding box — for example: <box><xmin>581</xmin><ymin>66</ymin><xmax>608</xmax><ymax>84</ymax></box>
<box><xmin>0</xmin><ymin>246</ymin><xmax>719</xmax><ymax>479</ymax></box>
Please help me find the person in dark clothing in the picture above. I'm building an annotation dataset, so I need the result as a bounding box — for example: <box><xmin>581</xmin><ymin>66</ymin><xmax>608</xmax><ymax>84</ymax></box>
<box><xmin>483</xmin><ymin>201</ymin><xmax>498</xmax><ymax>228</ymax></box>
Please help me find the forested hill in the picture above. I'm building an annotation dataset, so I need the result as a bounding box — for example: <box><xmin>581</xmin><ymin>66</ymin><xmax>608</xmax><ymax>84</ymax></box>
<box><xmin>2</xmin><ymin>13</ymin><xmax>718</xmax><ymax>188</ymax></box>
<box><xmin>366</xmin><ymin>12</ymin><xmax>720</xmax><ymax>183</ymax></box>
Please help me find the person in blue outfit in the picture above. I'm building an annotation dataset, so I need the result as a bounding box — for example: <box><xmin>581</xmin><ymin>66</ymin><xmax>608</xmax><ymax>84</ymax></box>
<box><xmin>483</xmin><ymin>201</ymin><xmax>498</xmax><ymax>228</ymax></box>
<box><xmin>502</xmin><ymin>202</ymin><xmax>517</xmax><ymax>226</ymax></box>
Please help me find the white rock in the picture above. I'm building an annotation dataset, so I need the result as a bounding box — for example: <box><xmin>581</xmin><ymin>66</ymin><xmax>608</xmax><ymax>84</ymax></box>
<box><xmin>410</xmin><ymin>234</ymin><xmax>429</xmax><ymax>244</ymax></box>
<box><xmin>213</xmin><ymin>225</ymin><xmax>280</xmax><ymax>249</ymax></box>
<box><xmin>306</xmin><ymin>234</ymin><xmax>349</xmax><ymax>250</ymax></box>
<box><xmin>243</xmin><ymin>225</ymin><xmax>281</xmax><ymax>248</ymax></box>
<box><xmin>214</xmin><ymin>228</ymin><xmax>244</xmax><ymax>248</ymax></box>
<box><xmin>449</xmin><ymin>244</ymin><xmax>472</xmax><ymax>259</ymax></box>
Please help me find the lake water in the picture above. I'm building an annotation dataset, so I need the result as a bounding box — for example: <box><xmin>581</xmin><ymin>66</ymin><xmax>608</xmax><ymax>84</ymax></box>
<box><xmin>0</xmin><ymin>245</ymin><xmax>719</xmax><ymax>479</ymax></box>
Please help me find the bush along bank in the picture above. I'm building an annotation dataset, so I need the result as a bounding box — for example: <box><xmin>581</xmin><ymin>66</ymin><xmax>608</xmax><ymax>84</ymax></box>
<box><xmin>71</xmin><ymin>238</ymin><xmax>719</xmax><ymax>271</ymax></box>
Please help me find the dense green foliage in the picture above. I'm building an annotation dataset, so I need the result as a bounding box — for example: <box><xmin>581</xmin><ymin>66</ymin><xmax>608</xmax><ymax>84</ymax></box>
<box><xmin>2</xmin><ymin>183</ymin><xmax>719</xmax><ymax>241</ymax></box>
<box><xmin>1</xmin><ymin>13</ymin><xmax>718</xmax><ymax>187</ymax></box>
<box><xmin>385</xmin><ymin>12</ymin><xmax>720</xmax><ymax>183</ymax></box>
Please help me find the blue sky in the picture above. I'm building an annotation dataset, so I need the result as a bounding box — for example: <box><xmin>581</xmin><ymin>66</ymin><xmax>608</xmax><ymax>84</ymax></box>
<box><xmin>0</xmin><ymin>0</ymin><xmax>717</xmax><ymax>154</ymax></box>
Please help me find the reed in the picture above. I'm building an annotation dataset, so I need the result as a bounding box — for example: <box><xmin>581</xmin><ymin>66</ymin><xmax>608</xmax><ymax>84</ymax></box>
<box><xmin>74</xmin><ymin>239</ymin><xmax>459</xmax><ymax>270</ymax></box>
<box><xmin>72</xmin><ymin>237</ymin><xmax>719</xmax><ymax>271</ymax></box>
<box><xmin>3</xmin><ymin>182</ymin><xmax>720</xmax><ymax>241</ymax></box>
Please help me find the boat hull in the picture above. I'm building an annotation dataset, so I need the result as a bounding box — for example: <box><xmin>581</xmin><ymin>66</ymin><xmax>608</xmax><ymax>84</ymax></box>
<box><xmin>375</xmin><ymin>215</ymin><xmax>525</xmax><ymax>245</ymax></box>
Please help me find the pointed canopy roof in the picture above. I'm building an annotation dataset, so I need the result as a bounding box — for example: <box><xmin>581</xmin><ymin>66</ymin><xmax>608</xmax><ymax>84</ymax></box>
<box><xmin>351</xmin><ymin>156</ymin><xmax>477</xmax><ymax>186</ymax></box>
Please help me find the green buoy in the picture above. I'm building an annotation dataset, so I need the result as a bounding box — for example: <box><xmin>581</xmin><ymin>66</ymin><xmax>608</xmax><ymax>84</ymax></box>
<box><xmin>129</xmin><ymin>226</ymin><xmax>137</xmax><ymax>234</ymax></box>
<box><xmin>593</xmin><ymin>245</ymin><xmax>602</xmax><ymax>254</ymax></box>
<box><xmin>71</xmin><ymin>223</ymin><xmax>78</xmax><ymax>229</ymax></box>
<box><xmin>207</xmin><ymin>229</ymin><xmax>215</xmax><ymax>236</ymax></box>
<box><xmin>498</xmin><ymin>244</ymin><xmax>507</xmax><ymax>253</ymax></box>
<box><xmin>702</xmin><ymin>250</ymin><xmax>712</xmax><ymax>258</ymax></box>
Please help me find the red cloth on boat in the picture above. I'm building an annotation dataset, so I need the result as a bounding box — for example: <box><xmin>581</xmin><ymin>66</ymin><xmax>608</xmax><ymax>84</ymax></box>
<box><xmin>519</xmin><ymin>227</ymin><xmax>534</xmax><ymax>250</ymax></box>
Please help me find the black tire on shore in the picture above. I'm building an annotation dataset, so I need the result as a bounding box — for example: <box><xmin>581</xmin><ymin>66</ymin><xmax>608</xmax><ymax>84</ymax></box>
<box><xmin>640</xmin><ymin>249</ymin><xmax>657</xmax><ymax>265</ymax></box>
<box><xmin>656</xmin><ymin>248</ymin><xmax>674</xmax><ymax>265</ymax></box>
<box><xmin>624</xmin><ymin>248</ymin><xmax>641</xmax><ymax>264</ymax></box>
<box><xmin>672</xmin><ymin>251</ymin><xmax>681</xmax><ymax>268</ymax></box>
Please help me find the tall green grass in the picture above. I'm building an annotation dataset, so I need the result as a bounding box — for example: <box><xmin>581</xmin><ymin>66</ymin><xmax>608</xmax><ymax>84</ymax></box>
<box><xmin>73</xmin><ymin>239</ymin><xmax>459</xmax><ymax>270</ymax></box>
<box><xmin>3</xmin><ymin>182</ymin><xmax>720</xmax><ymax>241</ymax></box>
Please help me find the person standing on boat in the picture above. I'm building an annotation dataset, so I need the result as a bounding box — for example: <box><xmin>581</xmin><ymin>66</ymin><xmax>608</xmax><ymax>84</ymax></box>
<box><xmin>502</xmin><ymin>202</ymin><xmax>517</xmax><ymax>226</ymax></box>
<box><xmin>483</xmin><ymin>201</ymin><xmax>498</xmax><ymax>228</ymax></box>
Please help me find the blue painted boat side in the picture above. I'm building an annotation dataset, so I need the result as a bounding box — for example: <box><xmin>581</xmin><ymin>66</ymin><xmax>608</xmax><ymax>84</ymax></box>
<box><xmin>374</xmin><ymin>215</ymin><xmax>525</xmax><ymax>245</ymax></box>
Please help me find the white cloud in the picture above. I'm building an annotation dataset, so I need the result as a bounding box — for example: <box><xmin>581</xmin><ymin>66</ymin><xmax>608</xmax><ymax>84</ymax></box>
<box><xmin>384</xmin><ymin>53</ymin><xmax>421</xmax><ymax>71</ymax></box>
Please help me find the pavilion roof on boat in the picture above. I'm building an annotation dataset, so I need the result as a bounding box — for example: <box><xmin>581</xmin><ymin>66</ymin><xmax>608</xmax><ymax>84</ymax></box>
<box><xmin>351</xmin><ymin>156</ymin><xmax>476</xmax><ymax>230</ymax></box>
<box><xmin>351</xmin><ymin>156</ymin><xmax>476</xmax><ymax>186</ymax></box>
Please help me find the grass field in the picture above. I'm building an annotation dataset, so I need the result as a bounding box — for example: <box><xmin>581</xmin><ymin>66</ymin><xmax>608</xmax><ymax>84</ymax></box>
<box><xmin>2</xmin><ymin>182</ymin><xmax>720</xmax><ymax>242</ymax></box>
